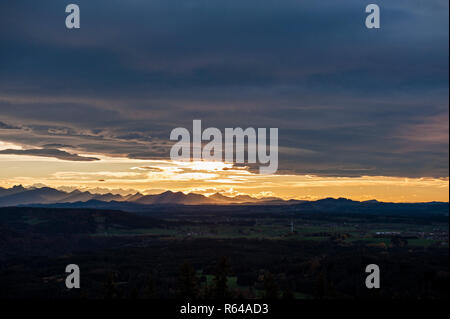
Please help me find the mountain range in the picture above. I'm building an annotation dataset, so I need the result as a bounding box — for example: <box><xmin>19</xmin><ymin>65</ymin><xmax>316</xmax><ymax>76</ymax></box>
<box><xmin>0</xmin><ymin>186</ymin><xmax>448</xmax><ymax>216</ymax></box>
<box><xmin>0</xmin><ymin>185</ymin><xmax>288</xmax><ymax>207</ymax></box>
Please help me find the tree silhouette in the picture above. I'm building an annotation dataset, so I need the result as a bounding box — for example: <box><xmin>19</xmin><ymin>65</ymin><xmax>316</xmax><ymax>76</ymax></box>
<box><xmin>143</xmin><ymin>275</ymin><xmax>157</xmax><ymax>299</ymax></box>
<box><xmin>213</xmin><ymin>257</ymin><xmax>231</xmax><ymax>299</ymax></box>
<box><xmin>104</xmin><ymin>272</ymin><xmax>119</xmax><ymax>299</ymax></box>
<box><xmin>314</xmin><ymin>270</ymin><xmax>328</xmax><ymax>299</ymax></box>
<box><xmin>263</xmin><ymin>271</ymin><xmax>279</xmax><ymax>299</ymax></box>
<box><xmin>177</xmin><ymin>262</ymin><xmax>199</xmax><ymax>299</ymax></box>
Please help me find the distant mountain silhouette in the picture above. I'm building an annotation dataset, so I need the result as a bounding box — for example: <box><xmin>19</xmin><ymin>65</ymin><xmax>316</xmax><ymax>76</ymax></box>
<box><xmin>0</xmin><ymin>186</ymin><xmax>125</xmax><ymax>206</ymax></box>
<box><xmin>0</xmin><ymin>185</ymin><xmax>287</xmax><ymax>207</ymax></box>
<box><xmin>0</xmin><ymin>186</ymin><xmax>448</xmax><ymax>216</ymax></box>
<box><xmin>210</xmin><ymin>193</ymin><xmax>262</xmax><ymax>203</ymax></box>
<box><xmin>0</xmin><ymin>185</ymin><xmax>26</xmax><ymax>198</ymax></box>
<box><xmin>209</xmin><ymin>193</ymin><xmax>287</xmax><ymax>204</ymax></box>
<box><xmin>134</xmin><ymin>191</ymin><xmax>217</xmax><ymax>205</ymax></box>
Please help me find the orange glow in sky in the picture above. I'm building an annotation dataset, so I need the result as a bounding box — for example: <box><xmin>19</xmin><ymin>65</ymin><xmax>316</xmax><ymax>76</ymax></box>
<box><xmin>0</xmin><ymin>146</ymin><xmax>448</xmax><ymax>203</ymax></box>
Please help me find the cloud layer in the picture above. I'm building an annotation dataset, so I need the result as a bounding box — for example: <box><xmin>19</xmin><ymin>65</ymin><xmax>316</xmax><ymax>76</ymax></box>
<box><xmin>0</xmin><ymin>0</ymin><xmax>448</xmax><ymax>178</ymax></box>
<box><xmin>0</xmin><ymin>148</ymin><xmax>99</xmax><ymax>161</ymax></box>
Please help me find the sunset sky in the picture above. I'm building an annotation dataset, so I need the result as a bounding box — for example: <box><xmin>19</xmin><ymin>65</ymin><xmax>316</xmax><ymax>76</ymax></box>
<box><xmin>0</xmin><ymin>0</ymin><xmax>448</xmax><ymax>202</ymax></box>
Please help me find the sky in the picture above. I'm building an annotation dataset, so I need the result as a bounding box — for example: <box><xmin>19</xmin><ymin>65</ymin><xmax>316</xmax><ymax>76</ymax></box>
<box><xmin>0</xmin><ymin>0</ymin><xmax>448</xmax><ymax>202</ymax></box>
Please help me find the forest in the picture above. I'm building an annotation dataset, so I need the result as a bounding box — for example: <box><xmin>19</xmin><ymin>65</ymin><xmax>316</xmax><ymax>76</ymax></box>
<box><xmin>0</xmin><ymin>205</ymin><xmax>448</xmax><ymax>299</ymax></box>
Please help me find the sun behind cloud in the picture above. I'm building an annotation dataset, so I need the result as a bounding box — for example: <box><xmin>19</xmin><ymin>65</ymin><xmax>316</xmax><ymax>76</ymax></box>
<box><xmin>0</xmin><ymin>147</ymin><xmax>448</xmax><ymax>203</ymax></box>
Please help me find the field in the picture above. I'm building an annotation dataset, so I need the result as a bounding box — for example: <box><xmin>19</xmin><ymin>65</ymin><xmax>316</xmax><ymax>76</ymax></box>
<box><xmin>0</xmin><ymin>205</ymin><xmax>448</xmax><ymax>299</ymax></box>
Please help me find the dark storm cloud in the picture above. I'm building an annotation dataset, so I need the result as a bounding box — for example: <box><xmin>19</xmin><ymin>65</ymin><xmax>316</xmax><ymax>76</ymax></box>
<box><xmin>0</xmin><ymin>148</ymin><xmax>100</xmax><ymax>161</ymax></box>
<box><xmin>0</xmin><ymin>121</ymin><xmax>21</xmax><ymax>130</ymax></box>
<box><xmin>0</xmin><ymin>0</ymin><xmax>448</xmax><ymax>177</ymax></box>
